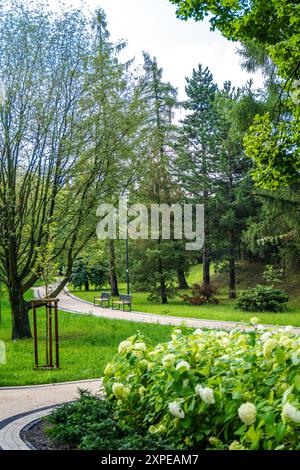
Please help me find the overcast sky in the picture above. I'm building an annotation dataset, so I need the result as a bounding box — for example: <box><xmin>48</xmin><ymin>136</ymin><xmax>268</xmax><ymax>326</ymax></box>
<box><xmin>53</xmin><ymin>0</ymin><xmax>263</xmax><ymax>101</ymax></box>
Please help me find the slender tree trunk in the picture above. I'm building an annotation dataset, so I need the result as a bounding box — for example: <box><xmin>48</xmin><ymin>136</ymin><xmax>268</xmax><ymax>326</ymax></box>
<box><xmin>84</xmin><ymin>280</ymin><xmax>89</xmax><ymax>292</ymax></box>
<box><xmin>109</xmin><ymin>239</ymin><xmax>119</xmax><ymax>296</ymax></box>
<box><xmin>202</xmin><ymin>248</ymin><xmax>211</xmax><ymax>288</ymax></box>
<box><xmin>158</xmin><ymin>256</ymin><xmax>167</xmax><ymax>304</ymax></box>
<box><xmin>9</xmin><ymin>286</ymin><xmax>31</xmax><ymax>339</ymax></box>
<box><xmin>228</xmin><ymin>230</ymin><xmax>236</xmax><ymax>299</ymax></box>
<box><xmin>202</xmin><ymin>189</ymin><xmax>211</xmax><ymax>288</ymax></box>
<box><xmin>227</xmin><ymin>150</ymin><xmax>236</xmax><ymax>299</ymax></box>
<box><xmin>7</xmin><ymin>247</ymin><xmax>32</xmax><ymax>338</ymax></box>
<box><xmin>229</xmin><ymin>258</ymin><xmax>236</xmax><ymax>299</ymax></box>
<box><xmin>177</xmin><ymin>267</ymin><xmax>189</xmax><ymax>289</ymax></box>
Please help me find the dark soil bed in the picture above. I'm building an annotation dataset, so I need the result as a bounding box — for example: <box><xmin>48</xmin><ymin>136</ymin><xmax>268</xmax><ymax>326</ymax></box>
<box><xmin>21</xmin><ymin>419</ymin><xmax>72</xmax><ymax>450</ymax></box>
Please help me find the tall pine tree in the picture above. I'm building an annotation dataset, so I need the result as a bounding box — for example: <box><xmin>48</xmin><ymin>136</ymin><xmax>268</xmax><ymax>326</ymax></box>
<box><xmin>174</xmin><ymin>65</ymin><xmax>219</xmax><ymax>287</ymax></box>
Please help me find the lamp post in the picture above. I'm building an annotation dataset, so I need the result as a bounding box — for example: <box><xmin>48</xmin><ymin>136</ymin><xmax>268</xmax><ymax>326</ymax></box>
<box><xmin>125</xmin><ymin>233</ymin><xmax>130</xmax><ymax>295</ymax></box>
<box><xmin>125</xmin><ymin>189</ymin><xmax>130</xmax><ymax>295</ymax></box>
<box><xmin>121</xmin><ymin>190</ymin><xmax>130</xmax><ymax>295</ymax></box>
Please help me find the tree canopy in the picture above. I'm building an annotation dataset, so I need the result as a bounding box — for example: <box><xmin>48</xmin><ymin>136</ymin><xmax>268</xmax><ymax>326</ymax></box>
<box><xmin>169</xmin><ymin>0</ymin><xmax>300</xmax><ymax>189</ymax></box>
<box><xmin>169</xmin><ymin>0</ymin><xmax>300</xmax><ymax>79</ymax></box>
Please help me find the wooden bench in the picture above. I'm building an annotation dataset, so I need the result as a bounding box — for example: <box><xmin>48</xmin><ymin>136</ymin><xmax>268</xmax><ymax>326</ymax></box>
<box><xmin>94</xmin><ymin>292</ymin><xmax>111</xmax><ymax>308</ymax></box>
<box><xmin>112</xmin><ymin>294</ymin><xmax>132</xmax><ymax>311</ymax></box>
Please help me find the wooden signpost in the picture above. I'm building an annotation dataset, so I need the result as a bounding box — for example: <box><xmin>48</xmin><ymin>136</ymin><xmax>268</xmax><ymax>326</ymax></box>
<box><xmin>31</xmin><ymin>298</ymin><xmax>60</xmax><ymax>370</ymax></box>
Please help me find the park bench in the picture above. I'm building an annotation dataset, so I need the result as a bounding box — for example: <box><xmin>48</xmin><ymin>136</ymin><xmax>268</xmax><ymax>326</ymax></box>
<box><xmin>112</xmin><ymin>294</ymin><xmax>132</xmax><ymax>311</ymax></box>
<box><xmin>94</xmin><ymin>292</ymin><xmax>111</xmax><ymax>308</ymax></box>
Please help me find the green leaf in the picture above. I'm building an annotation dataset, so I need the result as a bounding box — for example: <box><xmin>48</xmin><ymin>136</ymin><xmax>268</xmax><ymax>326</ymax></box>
<box><xmin>245</xmin><ymin>426</ymin><xmax>261</xmax><ymax>446</ymax></box>
<box><xmin>276</xmin><ymin>348</ymin><xmax>285</xmax><ymax>364</ymax></box>
<box><xmin>275</xmin><ymin>422</ymin><xmax>286</xmax><ymax>442</ymax></box>
<box><xmin>181</xmin><ymin>416</ymin><xmax>192</xmax><ymax>429</ymax></box>
<box><xmin>294</xmin><ymin>375</ymin><xmax>300</xmax><ymax>392</ymax></box>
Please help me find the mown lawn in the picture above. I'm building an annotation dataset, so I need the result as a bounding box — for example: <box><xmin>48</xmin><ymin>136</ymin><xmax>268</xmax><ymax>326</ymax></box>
<box><xmin>0</xmin><ymin>292</ymin><xmax>173</xmax><ymax>386</ymax></box>
<box><xmin>71</xmin><ymin>264</ymin><xmax>300</xmax><ymax>327</ymax></box>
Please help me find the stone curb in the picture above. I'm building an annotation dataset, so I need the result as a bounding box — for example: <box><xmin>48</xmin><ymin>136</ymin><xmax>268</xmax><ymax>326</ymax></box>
<box><xmin>0</xmin><ymin>378</ymin><xmax>101</xmax><ymax>391</ymax></box>
<box><xmin>0</xmin><ymin>405</ymin><xmax>57</xmax><ymax>450</ymax></box>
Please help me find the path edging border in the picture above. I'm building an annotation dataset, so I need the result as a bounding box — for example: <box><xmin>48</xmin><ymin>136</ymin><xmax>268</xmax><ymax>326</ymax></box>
<box><xmin>0</xmin><ymin>377</ymin><xmax>100</xmax><ymax>391</ymax></box>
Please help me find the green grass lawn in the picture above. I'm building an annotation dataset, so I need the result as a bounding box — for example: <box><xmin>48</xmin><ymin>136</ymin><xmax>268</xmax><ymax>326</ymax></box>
<box><xmin>71</xmin><ymin>263</ymin><xmax>300</xmax><ymax>327</ymax></box>
<box><xmin>0</xmin><ymin>292</ymin><xmax>173</xmax><ymax>386</ymax></box>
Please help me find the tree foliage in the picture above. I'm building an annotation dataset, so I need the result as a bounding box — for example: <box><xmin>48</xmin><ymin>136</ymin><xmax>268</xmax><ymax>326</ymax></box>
<box><xmin>169</xmin><ymin>0</ymin><xmax>300</xmax><ymax>79</ymax></box>
<box><xmin>0</xmin><ymin>3</ymin><xmax>146</xmax><ymax>338</ymax></box>
<box><xmin>169</xmin><ymin>0</ymin><xmax>300</xmax><ymax>189</ymax></box>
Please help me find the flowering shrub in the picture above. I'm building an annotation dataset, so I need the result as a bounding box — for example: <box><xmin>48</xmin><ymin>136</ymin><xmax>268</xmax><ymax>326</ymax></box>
<box><xmin>104</xmin><ymin>325</ymin><xmax>300</xmax><ymax>450</ymax></box>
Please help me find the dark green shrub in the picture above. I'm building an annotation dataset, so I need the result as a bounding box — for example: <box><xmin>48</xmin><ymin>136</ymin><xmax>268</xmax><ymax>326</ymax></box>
<box><xmin>46</xmin><ymin>389</ymin><xmax>174</xmax><ymax>450</ymax></box>
<box><xmin>236</xmin><ymin>285</ymin><xmax>289</xmax><ymax>312</ymax></box>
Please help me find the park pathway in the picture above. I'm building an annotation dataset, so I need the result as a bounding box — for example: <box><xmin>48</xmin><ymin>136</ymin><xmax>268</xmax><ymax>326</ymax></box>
<box><xmin>0</xmin><ymin>379</ymin><xmax>102</xmax><ymax>450</ymax></box>
<box><xmin>34</xmin><ymin>285</ymin><xmax>300</xmax><ymax>334</ymax></box>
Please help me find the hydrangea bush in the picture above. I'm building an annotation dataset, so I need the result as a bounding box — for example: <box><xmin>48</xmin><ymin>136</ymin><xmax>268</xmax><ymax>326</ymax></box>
<box><xmin>104</xmin><ymin>323</ymin><xmax>300</xmax><ymax>450</ymax></box>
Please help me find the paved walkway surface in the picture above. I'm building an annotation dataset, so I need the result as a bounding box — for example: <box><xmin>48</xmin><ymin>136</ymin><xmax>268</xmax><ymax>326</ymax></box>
<box><xmin>34</xmin><ymin>285</ymin><xmax>300</xmax><ymax>335</ymax></box>
<box><xmin>0</xmin><ymin>379</ymin><xmax>102</xmax><ymax>450</ymax></box>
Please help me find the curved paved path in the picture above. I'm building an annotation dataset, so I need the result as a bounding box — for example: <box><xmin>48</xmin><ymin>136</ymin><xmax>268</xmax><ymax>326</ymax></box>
<box><xmin>0</xmin><ymin>379</ymin><xmax>102</xmax><ymax>450</ymax></box>
<box><xmin>34</xmin><ymin>285</ymin><xmax>300</xmax><ymax>335</ymax></box>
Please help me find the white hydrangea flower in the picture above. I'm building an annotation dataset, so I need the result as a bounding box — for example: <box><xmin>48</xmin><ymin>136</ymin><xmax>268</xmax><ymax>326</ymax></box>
<box><xmin>215</xmin><ymin>331</ymin><xmax>228</xmax><ymax>338</ymax></box>
<box><xmin>112</xmin><ymin>382</ymin><xmax>130</xmax><ymax>399</ymax></box>
<box><xmin>175</xmin><ymin>360</ymin><xmax>190</xmax><ymax>372</ymax></box>
<box><xmin>221</xmin><ymin>338</ymin><xmax>230</xmax><ymax>348</ymax></box>
<box><xmin>193</xmin><ymin>328</ymin><xmax>203</xmax><ymax>335</ymax></box>
<box><xmin>132</xmin><ymin>350</ymin><xmax>144</xmax><ymax>358</ymax></box>
<box><xmin>263</xmin><ymin>338</ymin><xmax>277</xmax><ymax>359</ymax></box>
<box><xmin>279</xmin><ymin>336</ymin><xmax>292</xmax><ymax>347</ymax></box>
<box><xmin>195</xmin><ymin>385</ymin><xmax>215</xmax><ymax>405</ymax></box>
<box><xmin>162</xmin><ymin>353</ymin><xmax>175</xmax><ymax>368</ymax></box>
<box><xmin>118</xmin><ymin>340</ymin><xmax>132</xmax><ymax>355</ymax></box>
<box><xmin>291</xmin><ymin>351</ymin><xmax>300</xmax><ymax>365</ymax></box>
<box><xmin>168</xmin><ymin>401</ymin><xmax>185</xmax><ymax>419</ymax></box>
<box><xmin>285</xmin><ymin>325</ymin><xmax>294</xmax><ymax>333</ymax></box>
<box><xmin>238</xmin><ymin>402</ymin><xmax>257</xmax><ymax>426</ymax></box>
<box><xmin>229</xmin><ymin>440</ymin><xmax>246</xmax><ymax>450</ymax></box>
<box><xmin>171</xmin><ymin>329</ymin><xmax>182</xmax><ymax>340</ymax></box>
<box><xmin>261</xmin><ymin>331</ymin><xmax>272</xmax><ymax>342</ymax></box>
<box><xmin>282</xmin><ymin>403</ymin><xmax>300</xmax><ymax>423</ymax></box>
<box><xmin>134</xmin><ymin>342</ymin><xmax>147</xmax><ymax>352</ymax></box>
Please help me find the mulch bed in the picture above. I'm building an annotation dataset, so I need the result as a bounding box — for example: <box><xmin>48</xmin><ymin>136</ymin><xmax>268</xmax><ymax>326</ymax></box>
<box><xmin>21</xmin><ymin>419</ymin><xmax>72</xmax><ymax>450</ymax></box>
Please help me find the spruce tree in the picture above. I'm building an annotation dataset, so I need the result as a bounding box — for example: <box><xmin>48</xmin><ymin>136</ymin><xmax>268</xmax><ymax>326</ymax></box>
<box><xmin>174</xmin><ymin>65</ymin><xmax>219</xmax><ymax>287</ymax></box>
<box><xmin>131</xmin><ymin>53</ymin><xmax>178</xmax><ymax>304</ymax></box>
